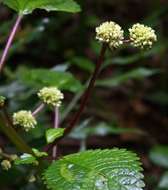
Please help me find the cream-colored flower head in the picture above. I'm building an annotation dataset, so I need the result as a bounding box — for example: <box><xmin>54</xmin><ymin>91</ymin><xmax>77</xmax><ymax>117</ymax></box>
<box><xmin>13</xmin><ymin>110</ymin><xmax>37</xmax><ymax>132</ymax></box>
<box><xmin>96</xmin><ymin>21</ymin><xmax>124</xmax><ymax>49</ymax></box>
<box><xmin>0</xmin><ymin>96</ymin><xmax>6</xmax><ymax>107</ymax></box>
<box><xmin>129</xmin><ymin>23</ymin><xmax>157</xmax><ymax>49</ymax></box>
<box><xmin>38</xmin><ymin>87</ymin><xmax>64</xmax><ymax>107</ymax></box>
<box><xmin>1</xmin><ymin>160</ymin><xmax>11</xmax><ymax>170</ymax></box>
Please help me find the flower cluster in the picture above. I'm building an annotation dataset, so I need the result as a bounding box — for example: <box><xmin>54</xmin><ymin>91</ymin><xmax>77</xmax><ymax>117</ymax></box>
<box><xmin>96</xmin><ymin>21</ymin><xmax>157</xmax><ymax>49</ymax></box>
<box><xmin>1</xmin><ymin>160</ymin><xmax>11</xmax><ymax>170</ymax></box>
<box><xmin>96</xmin><ymin>21</ymin><xmax>124</xmax><ymax>49</ymax></box>
<box><xmin>129</xmin><ymin>23</ymin><xmax>157</xmax><ymax>49</ymax></box>
<box><xmin>0</xmin><ymin>96</ymin><xmax>6</xmax><ymax>107</ymax></box>
<box><xmin>38</xmin><ymin>87</ymin><xmax>64</xmax><ymax>107</ymax></box>
<box><xmin>13</xmin><ymin>110</ymin><xmax>37</xmax><ymax>132</ymax></box>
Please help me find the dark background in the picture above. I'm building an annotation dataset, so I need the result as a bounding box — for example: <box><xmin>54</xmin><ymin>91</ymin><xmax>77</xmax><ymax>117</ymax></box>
<box><xmin>0</xmin><ymin>0</ymin><xmax>168</xmax><ymax>189</ymax></box>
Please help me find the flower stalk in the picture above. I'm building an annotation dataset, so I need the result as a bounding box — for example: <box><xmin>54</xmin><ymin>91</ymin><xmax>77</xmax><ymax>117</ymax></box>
<box><xmin>52</xmin><ymin>106</ymin><xmax>59</xmax><ymax>160</ymax></box>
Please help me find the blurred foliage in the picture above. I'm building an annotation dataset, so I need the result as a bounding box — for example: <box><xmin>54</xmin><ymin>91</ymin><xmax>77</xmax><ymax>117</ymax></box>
<box><xmin>0</xmin><ymin>0</ymin><xmax>168</xmax><ymax>189</ymax></box>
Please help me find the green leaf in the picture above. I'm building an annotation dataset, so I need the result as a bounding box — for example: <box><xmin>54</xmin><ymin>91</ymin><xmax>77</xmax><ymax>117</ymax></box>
<box><xmin>18</xmin><ymin>68</ymin><xmax>83</xmax><ymax>93</ymax></box>
<box><xmin>96</xmin><ymin>68</ymin><xmax>159</xmax><ymax>87</ymax></box>
<box><xmin>158</xmin><ymin>171</ymin><xmax>168</xmax><ymax>189</ymax></box>
<box><xmin>149</xmin><ymin>145</ymin><xmax>168</xmax><ymax>168</ymax></box>
<box><xmin>70</xmin><ymin>57</ymin><xmax>95</xmax><ymax>73</ymax></box>
<box><xmin>3</xmin><ymin>0</ymin><xmax>81</xmax><ymax>15</ymax></box>
<box><xmin>43</xmin><ymin>149</ymin><xmax>145</xmax><ymax>190</ymax></box>
<box><xmin>15</xmin><ymin>153</ymin><xmax>38</xmax><ymax>165</ymax></box>
<box><xmin>32</xmin><ymin>148</ymin><xmax>48</xmax><ymax>157</ymax></box>
<box><xmin>46</xmin><ymin>128</ymin><xmax>65</xmax><ymax>144</ymax></box>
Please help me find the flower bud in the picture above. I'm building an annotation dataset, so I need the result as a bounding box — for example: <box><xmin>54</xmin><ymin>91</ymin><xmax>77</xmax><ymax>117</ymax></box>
<box><xmin>129</xmin><ymin>23</ymin><xmax>157</xmax><ymax>49</ymax></box>
<box><xmin>96</xmin><ymin>21</ymin><xmax>124</xmax><ymax>49</ymax></box>
<box><xmin>38</xmin><ymin>87</ymin><xmax>64</xmax><ymax>107</ymax></box>
<box><xmin>1</xmin><ymin>160</ymin><xmax>11</xmax><ymax>170</ymax></box>
<box><xmin>13</xmin><ymin>110</ymin><xmax>37</xmax><ymax>132</ymax></box>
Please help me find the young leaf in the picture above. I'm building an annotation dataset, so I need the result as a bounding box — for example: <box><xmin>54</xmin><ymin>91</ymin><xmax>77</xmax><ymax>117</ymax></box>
<box><xmin>32</xmin><ymin>148</ymin><xmax>48</xmax><ymax>158</ymax></box>
<box><xmin>46</xmin><ymin>128</ymin><xmax>65</xmax><ymax>144</ymax></box>
<box><xmin>43</xmin><ymin>149</ymin><xmax>145</xmax><ymax>190</ymax></box>
<box><xmin>15</xmin><ymin>153</ymin><xmax>38</xmax><ymax>165</ymax></box>
<box><xmin>3</xmin><ymin>0</ymin><xmax>81</xmax><ymax>15</ymax></box>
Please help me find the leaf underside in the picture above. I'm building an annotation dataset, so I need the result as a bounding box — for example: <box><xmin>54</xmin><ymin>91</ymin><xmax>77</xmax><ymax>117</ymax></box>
<box><xmin>3</xmin><ymin>0</ymin><xmax>81</xmax><ymax>15</ymax></box>
<box><xmin>43</xmin><ymin>148</ymin><xmax>145</xmax><ymax>190</ymax></box>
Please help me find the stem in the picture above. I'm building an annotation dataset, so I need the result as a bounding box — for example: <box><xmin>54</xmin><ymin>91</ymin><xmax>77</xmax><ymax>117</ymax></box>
<box><xmin>52</xmin><ymin>107</ymin><xmax>59</xmax><ymax>160</ymax></box>
<box><xmin>64</xmin><ymin>44</ymin><xmax>107</xmax><ymax>136</ymax></box>
<box><xmin>46</xmin><ymin>44</ymin><xmax>107</xmax><ymax>151</ymax></box>
<box><xmin>0</xmin><ymin>112</ymin><xmax>34</xmax><ymax>155</ymax></box>
<box><xmin>32</xmin><ymin>103</ymin><xmax>45</xmax><ymax>116</ymax></box>
<box><xmin>0</xmin><ymin>15</ymin><xmax>23</xmax><ymax>73</ymax></box>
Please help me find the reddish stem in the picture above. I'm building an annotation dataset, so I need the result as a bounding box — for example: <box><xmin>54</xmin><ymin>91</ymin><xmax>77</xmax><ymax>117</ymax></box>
<box><xmin>45</xmin><ymin>44</ymin><xmax>107</xmax><ymax>152</ymax></box>
<box><xmin>32</xmin><ymin>103</ymin><xmax>45</xmax><ymax>116</ymax></box>
<box><xmin>0</xmin><ymin>15</ymin><xmax>22</xmax><ymax>73</ymax></box>
<box><xmin>52</xmin><ymin>107</ymin><xmax>59</xmax><ymax>160</ymax></box>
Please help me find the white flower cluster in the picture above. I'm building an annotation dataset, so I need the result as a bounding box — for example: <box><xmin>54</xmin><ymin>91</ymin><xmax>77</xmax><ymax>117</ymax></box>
<box><xmin>96</xmin><ymin>21</ymin><xmax>124</xmax><ymax>49</ymax></box>
<box><xmin>13</xmin><ymin>110</ymin><xmax>37</xmax><ymax>132</ymax></box>
<box><xmin>129</xmin><ymin>23</ymin><xmax>157</xmax><ymax>49</ymax></box>
<box><xmin>96</xmin><ymin>21</ymin><xmax>157</xmax><ymax>50</ymax></box>
<box><xmin>38</xmin><ymin>87</ymin><xmax>64</xmax><ymax>107</ymax></box>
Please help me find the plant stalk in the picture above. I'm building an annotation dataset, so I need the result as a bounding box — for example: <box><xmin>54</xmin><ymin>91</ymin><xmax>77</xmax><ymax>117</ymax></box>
<box><xmin>52</xmin><ymin>106</ymin><xmax>59</xmax><ymax>160</ymax></box>
<box><xmin>46</xmin><ymin>44</ymin><xmax>107</xmax><ymax>151</ymax></box>
<box><xmin>0</xmin><ymin>111</ymin><xmax>34</xmax><ymax>155</ymax></box>
<box><xmin>0</xmin><ymin>15</ymin><xmax>23</xmax><ymax>73</ymax></box>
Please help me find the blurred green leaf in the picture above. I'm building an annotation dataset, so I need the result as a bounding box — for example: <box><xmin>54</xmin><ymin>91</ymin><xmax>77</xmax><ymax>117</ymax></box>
<box><xmin>70</xmin><ymin>120</ymin><xmax>143</xmax><ymax>140</ymax></box>
<box><xmin>149</xmin><ymin>145</ymin><xmax>168</xmax><ymax>168</ymax></box>
<box><xmin>17</xmin><ymin>68</ymin><xmax>83</xmax><ymax>93</ymax></box>
<box><xmin>3</xmin><ymin>0</ymin><xmax>81</xmax><ymax>15</ymax></box>
<box><xmin>70</xmin><ymin>56</ymin><xmax>95</xmax><ymax>72</ymax></box>
<box><xmin>158</xmin><ymin>171</ymin><xmax>168</xmax><ymax>189</ymax></box>
<box><xmin>46</xmin><ymin>128</ymin><xmax>65</xmax><ymax>144</ymax></box>
<box><xmin>96</xmin><ymin>68</ymin><xmax>159</xmax><ymax>87</ymax></box>
<box><xmin>103</xmin><ymin>43</ymin><xmax>166</xmax><ymax>67</ymax></box>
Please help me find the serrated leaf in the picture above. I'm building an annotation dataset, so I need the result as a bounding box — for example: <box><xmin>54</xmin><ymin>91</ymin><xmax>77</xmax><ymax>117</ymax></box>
<box><xmin>46</xmin><ymin>128</ymin><xmax>65</xmax><ymax>144</ymax></box>
<box><xmin>3</xmin><ymin>0</ymin><xmax>81</xmax><ymax>15</ymax></box>
<box><xmin>149</xmin><ymin>145</ymin><xmax>168</xmax><ymax>168</ymax></box>
<box><xmin>15</xmin><ymin>153</ymin><xmax>38</xmax><ymax>165</ymax></box>
<box><xmin>43</xmin><ymin>149</ymin><xmax>145</xmax><ymax>190</ymax></box>
<box><xmin>17</xmin><ymin>68</ymin><xmax>83</xmax><ymax>93</ymax></box>
<box><xmin>32</xmin><ymin>148</ymin><xmax>48</xmax><ymax>157</ymax></box>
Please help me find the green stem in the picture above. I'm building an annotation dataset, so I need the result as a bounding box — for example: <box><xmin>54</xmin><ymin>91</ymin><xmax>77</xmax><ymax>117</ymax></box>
<box><xmin>0</xmin><ymin>111</ymin><xmax>33</xmax><ymax>155</ymax></box>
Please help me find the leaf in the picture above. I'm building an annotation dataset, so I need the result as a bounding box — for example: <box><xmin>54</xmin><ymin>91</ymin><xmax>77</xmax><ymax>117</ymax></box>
<box><xmin>32</xmin><ymin>148</ymin><xmax>48</xmax><ymax>157</ymax></box>
<box><xmin>70</xmin><ymin>57</ymin><xmax>95</xmax><ymax>73</ymax></box>
<box><xmin>3</xmin><ymin>0</ymin><xmax>81</xmax><ymax>15</ymax></box>
<box><xmin>158</xmin><ymin>171</ymin><xmax>168</xmax><ymax>189</ymax></box>
<box><xmin>17</xmin><ymin>68</ymin><xmax>83</xmax><ymax>93</ymax></box>
<box><xmin>43</xmin><ymin>149</ymin><xmax>145</xmax><ymax>190</ymax></box>
<box><xmin>46</xmin><ymin>128</ymin><xmax>65</xmax><ymax>144</ymax></box>
<box><xmin>149</xmin><ymin>145</ymin><xmax>168</xmax><ymax>168</ymax></box>
<box><xmin>96</xmin><ymin>68</ymin><xmax>159</xmax><ymax>87</ymax></box>
<box><xmin>15</xmin><ymin>153</ymin><xmax>38</xmax><ymax>165</ymax></box>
